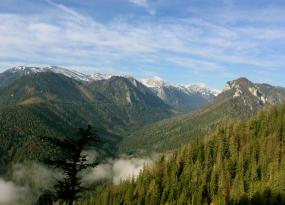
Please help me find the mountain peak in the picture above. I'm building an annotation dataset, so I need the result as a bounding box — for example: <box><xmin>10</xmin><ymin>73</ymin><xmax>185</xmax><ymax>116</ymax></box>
<box><xmin>9</xmin><ymin>66</ymin><xmax>44</xmax><ymax>73</ymax></box>
<box><xmin>143</xmin><ymin>76</ymin><xmax>220</xmax><ymax>96</ymax></box>
<box><xmin>221</xmin><ymin>77</ymin><xmax>285</xmax><ymax>108</ymax></box>
<box><xmin>90</xmin><ymin>73</ymin><xmax>112</xmax><ymax>81</ymax></box>
<box><xmin>223</xmin><ymin>77</ymin><xmax>259</xmax><ymax>99</ymax></box>
<box><xmin>232</xmin><ymin>77</ymin><xmax>254</xmax><ymax>87</ymax></box>
<box><xmin>234</xmin><ymin>77</ymin><xmax>251</xmax><ymax>82</ymax></box>
<box><xmin>143</xmin><ymin>76</ymin><xmax>166</xmax><ymax>88</ymax></box>
<box><xmin>185</xmin><ymin>83</ymin><xmax>220</xmax><ymax>96</ymax></box>
<box><xmin>141</xmin><ymin>76</ymin><xmax>221</xmax><ymax>112</ymax></box>
<box><xmin>223</xmin><ymin>77</ymin><xmax>254</xmax><ymax>92</ymax></box>
<box><xmin>6</xmin><ymin>66</ymin><xmax>104</xmax><ymax>82</ymax></box>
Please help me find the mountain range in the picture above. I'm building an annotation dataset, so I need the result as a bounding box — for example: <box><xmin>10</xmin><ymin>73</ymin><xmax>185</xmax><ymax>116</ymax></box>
<box><xmin>0</xmin><ymin>66</ymin><xmax>217</xmax><ymax>172</ymax></box>
<box><xmin>0</xmin><ymin>67</ymin><xmax>158</xmax><ymax>170</ymax></box>
<box><xmin>1</xmin><ymin>65</ymin><xmax>285</xmax><ymax>205</ymax></box>
<box><xmin>0</xmin><ymin>66</ymin><xmax>219</xmax><ymax>112</ymax></box>
<box><xmin>0</xmin><ymin>65</ymin><xmax>285</xmax><ymax>171</ymax></box>
<box><xmin>142</xmin><ymin>76</ymin><xmax>219</xmax><ymax>112</ymax></box>
<box><xmin>119</xmin><ymin>77</ymin><xmax>285</xmax><ymax>155</ymax></box>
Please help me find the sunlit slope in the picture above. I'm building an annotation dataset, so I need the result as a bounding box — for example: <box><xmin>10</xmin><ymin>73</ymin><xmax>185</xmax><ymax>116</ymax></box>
<box><xmin>83</xmin><ymin>104</ymin><xmax>285</xmax><ymax>205</ymax></box>
<box><xmin>119</xmin><ymin>78</ymin><xmax>285</xmax><ymax>155</ymax></box>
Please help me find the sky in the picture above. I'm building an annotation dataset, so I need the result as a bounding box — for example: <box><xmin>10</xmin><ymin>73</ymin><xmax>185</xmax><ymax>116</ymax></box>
<box><xmin>0</xmin><ymin>0</ymin><xmax>285</xmax><ymax>89</ymax></box>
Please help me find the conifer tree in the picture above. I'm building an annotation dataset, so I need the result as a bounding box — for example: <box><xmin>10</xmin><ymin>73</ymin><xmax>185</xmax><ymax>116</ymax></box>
<box><xmin>42</xmin><ymin>125</ymin><xmax>99</xmax><ymax>205</ymax></box>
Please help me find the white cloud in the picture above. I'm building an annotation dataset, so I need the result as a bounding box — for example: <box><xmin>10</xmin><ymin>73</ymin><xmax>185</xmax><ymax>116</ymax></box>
<box><xmin>112</xmin><ymin>158</ymin><xmax>149</xmax><ymax>184</ymax></box>
<box><xmin>45</xmin><ymin>0</ymin><xmax>86</xmax><ymax>21</ymax></box>
<box><xmin>0</xmin><ymin>3</ymin><xmax>284</xmax><ymax>76</ymax></box>
<box><xmin>82</xmin><ymin>157</ymin><xmax>152</xmax><ymax>185</ymax></box>
<box><xmin>0</xmin><ymin>179</ymin><xmax>29</xmax><ymax>204</ymax></box>
<box><xmin>12</xmin><ymin>163</ymin><xmax>62</xmax><ymax>191</ymax></box>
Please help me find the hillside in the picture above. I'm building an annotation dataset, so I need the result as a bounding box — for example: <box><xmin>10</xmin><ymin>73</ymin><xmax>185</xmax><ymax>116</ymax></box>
<box><xmin>0</xmin><ymin>70</ymin><xmax>174</xmax><ymax>173</ymax></box>
<box><xmin>81</xmin><ymin>104</ymin><xmax>285</xmax><ymax>205</ymax></box>
<box><xmin>88</xmin><ymin>76</ymin><xmax>174</xmax><ymax>128</ymax></box>
<box><xmin>119</xmin><ymin>78</ymin><xmax>285</xmax><ymax>155</ymax></box>
<box><xmin>0</xmin><ymin>105</ymin><xmax>67</xmax><ymax>174</ymax></box>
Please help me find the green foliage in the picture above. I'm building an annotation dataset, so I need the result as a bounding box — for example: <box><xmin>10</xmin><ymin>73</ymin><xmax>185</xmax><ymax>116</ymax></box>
<box><xmin>81</xmin><ymin>104</ymin><xmax>285</xmax><ymax>205</ymax></box>
<box><xmin>42</xmin><ymin>125</ymin><xmax>100</xmax><ymax>205</ymax></box>
<box><xmin>88</xmin><ymin>76</ymin><xmax>173</xmax><ymax>128</ymax></box>
<box><xmin>119</xmin><ymin>78</ymin><xmax>285</xmax><ymax>155</ymax></box>
<box><xmin>0</xmin><ymin>73</ymin><xmax>173</xmax><ymax>173</ymax></box>
<box><xmin>119</xmin><ymin>94</ymin><xmax>253</xmax><ymax>155</ymax></box>
<box><xmin>0</xmin><ymin>106</ymin><xmax>64</xmax><ymax>173</ymax></box>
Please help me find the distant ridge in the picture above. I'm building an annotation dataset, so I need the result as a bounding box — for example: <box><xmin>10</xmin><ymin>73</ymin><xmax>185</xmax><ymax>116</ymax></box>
<box><xmin>119</xmin><ymin>77</ymin><xmax>285</xmax><ymax>154</ymax></box>
<box><xmin>0</xmin><ymin>70</ymin><xmax>174</xmax><ymax>171</ymax></box>
<box><xmin>142</xmin><ymin>76</ymin><xmax>220</xmax><ymax>112</ymax></box>
<box><xmin>0</xmin><ymin>66</ymin><xmax>219</xmax><ymax>112</ymax></box>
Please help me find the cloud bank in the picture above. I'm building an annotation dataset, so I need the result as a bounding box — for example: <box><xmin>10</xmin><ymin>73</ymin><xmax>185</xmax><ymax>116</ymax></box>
<box><xmin>0</xmin><ymin>1</ymin><xmax>285</xmax><ymax>86</ymax></box>
<box><xmin>0</xmin><ymin>156</ymin><xmax>151</xmax><ymax>204</ymax></box>
<box><xmin>0</xmin><ymin>162</ymin><xmax>62</xmax><ymax>205</ymax></box>
<box><xmin>83</xmin><ymin>157</ymin><xmax>152</xmax><ymax>185</ymax></box>
<box><xmin>0</xmin><ymin>179</ymin><xmax>28</xmax><ymax>204</ymax></box>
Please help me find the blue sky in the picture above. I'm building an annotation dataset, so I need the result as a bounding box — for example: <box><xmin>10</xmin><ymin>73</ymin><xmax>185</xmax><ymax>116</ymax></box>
<box><xmin>0</xmin><ymin>0</ymin><xmax>285</xmax><ymax>89</ymax></box>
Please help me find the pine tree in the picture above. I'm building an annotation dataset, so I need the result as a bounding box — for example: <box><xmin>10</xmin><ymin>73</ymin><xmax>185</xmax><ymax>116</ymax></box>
<box><xmin>42</xmin><ymin>125</ymin><xmax>99</xmax><ymax>205</ymax></box>
<box><xmin>78</xmin><ymin>104</ymin><xmax>285</xmax><ymax>205</ymax></box>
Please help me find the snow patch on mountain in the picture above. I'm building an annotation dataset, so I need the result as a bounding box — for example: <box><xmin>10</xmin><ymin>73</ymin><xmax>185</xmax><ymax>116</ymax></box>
<box><xmin>142</xmin><ymin>76</ymin><xmax>221</xmax><ymax>97</ymax></box>
<box><xmin>8</xmin><ymin>66</ymin><xmax>112</xmax><ymax>82</ymax></box>
<box><xmin>89</xmin><ymin>73</ymin><xmax>112</xmax><ymax>81</ymax></box>
<box><xmin>47</xmin><ymin>66</ymin><xmax>92</xmax><ymax>82</ymax></box>
<box><xmin>6</xmin><ymin>67</ymin><xmax>221</xmax><ymax>98</ymax></box>
<box><xmin>143</xmin><ymin>76</ymin><xmax>166</xmax><ymax>88</ymax></box>
<box><xmin>9</xmin><ymin>66</ymin><xmax>44</xmax><ymax>74</ymax></box>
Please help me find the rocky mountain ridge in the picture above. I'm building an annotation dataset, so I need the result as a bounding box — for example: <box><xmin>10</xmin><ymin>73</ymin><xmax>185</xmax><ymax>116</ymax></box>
<box><xmin>0</xmin><ymin>66</ymin><xmax>219</xmax><ymax>112</ymax></box>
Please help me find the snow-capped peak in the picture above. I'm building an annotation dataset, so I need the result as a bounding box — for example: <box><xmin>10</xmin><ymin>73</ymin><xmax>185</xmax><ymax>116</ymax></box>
<box><xmin>7</xmin><ymin>66</ymin><xmax>112</xmax><ymax>82</ymax></box>
<box><xmin>48</xmin><ymin>66</ymin><xmax>92</xmax><ymax>81</ymax></box>
<box><xmin>142</xmin><ymin>76</ymin><xmax>220</xmax><ymax>97</ymax></box>
<box><xmin>185</xmin><ymin>83</ymin><xmax>221</xmax><ymax>96</ymax></box>
<box><xmin>9</xmin><ymin>66</ymin><xmax>44</xmax><ymax>73</ymax></box>
<box><xmin>7</xmin><ymin>66</ymin><xmax>137</xmax><ymax>83</ymax></box>
<box><xmin>9</xmin><ymin>66</ymin><xmax>92</xmax><ymax>82</ymax></box>
<box><xmin>5</xmin><ymin>67</ymin><xmax>220</xmax><ymax>97</ymax></box>
<box><xmin>142</xmin><ymin>76</ymin><xmax>166</xmax><ymax>88</ymax></box>
<box><xmin>89</xmin><ymin>73</ymin><xmax>112</xmax><ymax>81</ymax></box>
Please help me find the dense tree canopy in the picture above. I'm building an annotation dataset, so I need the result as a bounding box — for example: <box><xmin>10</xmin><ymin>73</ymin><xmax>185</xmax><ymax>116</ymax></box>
<box><xmin>80</xmin><ymin>104</ymin><xmax>285</xmax><ymax>205</ymax></box>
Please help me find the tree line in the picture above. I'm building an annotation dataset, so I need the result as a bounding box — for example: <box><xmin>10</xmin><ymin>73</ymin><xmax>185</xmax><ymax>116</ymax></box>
<box><xmin>79</xmin><ymin>104</ymin><xmax>285</xmax><ymax>205</ymax></box>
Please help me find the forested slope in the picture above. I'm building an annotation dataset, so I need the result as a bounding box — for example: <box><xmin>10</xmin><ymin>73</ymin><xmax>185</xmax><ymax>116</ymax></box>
<box><xmin>119</xmin><ymin>78</ymin><xmax>285</xmax><ymax>155</ymax></box>
<box><xmin>0</xmin><ymin>72</ymin><xmax>174</xmax><ymax>174</ymax></box>
<box><xmin>81</xmin><ymin>104</ymin><xmax>285</xmax><ymax>205</ymax></box>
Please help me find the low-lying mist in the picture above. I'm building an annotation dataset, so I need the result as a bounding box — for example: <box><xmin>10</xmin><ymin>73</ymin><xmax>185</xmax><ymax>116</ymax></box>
<box><xmin>0</xmin><ymin>153</ymin><xmax>153</xmax><ymax>205</ymax></box>
<box><xmin>0</xmin><ymin>162</ymin><xmax>60</xmax><ymax>205</ymax></box>
<box><xmin>0</xmin><ymin>178</ymin><xmax>29</xmax><ymax>205</ymax></box>
<box><xmin>82</xmin><ymin>157</ymin><xmax>152</xmax><ymax>185</ymax></box>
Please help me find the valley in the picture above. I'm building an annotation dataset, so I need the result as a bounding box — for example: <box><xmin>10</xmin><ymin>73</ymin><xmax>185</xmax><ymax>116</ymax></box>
<box><xmin>0</xmin><ymin>66</ymin><xmax>285</xmax><ymax>205</ymax></box>
<box><xmin>0</xmin><ymin>66</ymin><xmax>218</xmax><ymax>173</ymax></box>
<box><xmin>1</xmin><ymin>1</ymin><xmax>285</xmax><ymax>204</ymax></box>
